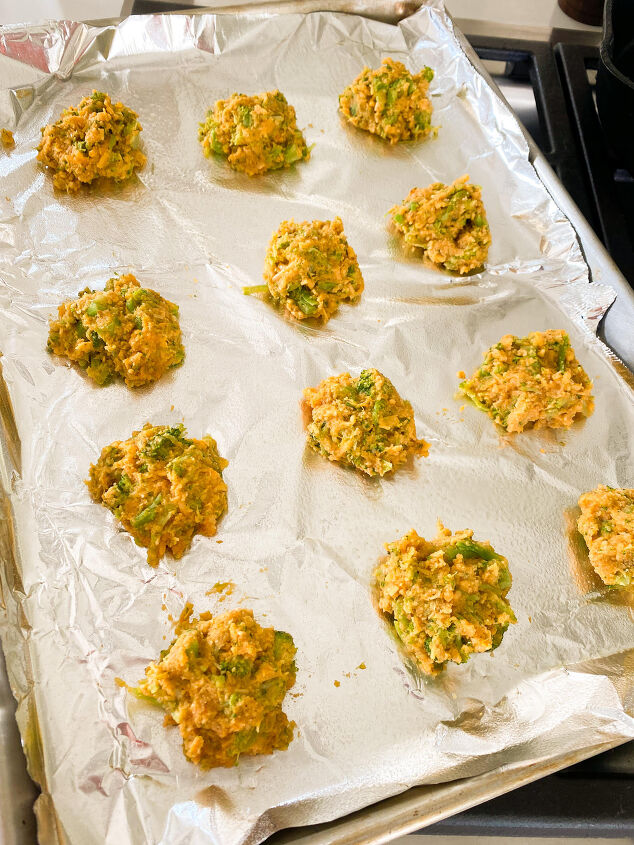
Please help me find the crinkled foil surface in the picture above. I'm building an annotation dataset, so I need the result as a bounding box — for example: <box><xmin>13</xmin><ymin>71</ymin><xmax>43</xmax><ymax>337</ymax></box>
<box><xmin>0</xmin><ymin>4</ymin><xmax>633</xmax><ymax>844</ymax></box>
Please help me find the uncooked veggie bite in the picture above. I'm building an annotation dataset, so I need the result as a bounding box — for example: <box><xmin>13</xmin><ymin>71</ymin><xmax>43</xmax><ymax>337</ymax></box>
<box><xmin>375</xmin><ymin>524</ymin><xmax>516</xmax><ymax>676</ymax></box>
<box><xmin>128</xmin><ymin>604</ymin><xmax>297</xmax><ymax>768</ymax></box>
<box><xmin>87</xmin><ymin>423</ymin><xmax>228</xmax><ymax>566</ymax></box>
<box><xmin>389</xmin><ymin>175</ymin><xmax>491</xmax><ymax>274</ymax></box>
<box><xmin>257</xmin><ymin>216</ymin><xmax>363</xmax><ymax>322</ymax></box>
<box><xmin>198</xmin><ymin>90</ymin><xmax>310</xmax><ymax>176</ymax></box>
<box><xmin>339</xmin><ymin>57</ymin><xmax>434</xmax><ymax>143</ymax></box>
<box><xmin>48</xmin><ymin>274</ymin><xmax>184</xmax><ymax>388</ymax></box>
<box><xmin>302</xmin><ymin>368</ymin><xmax>428</xmax><ymax>477</ymax></box>
<box><xmin>36</xmin><ymin>90</ymin><xmax>145</xmax><ymax>192</ymax></box>
<box><xmin>459</xmin><ymin>329</ymin><xmax>594</xmax><ymax>433</ymax></box>
<box><xmin>577</xmin><ymin>485</ymin><xmax>634</xmax><ymax>587</ymax></box>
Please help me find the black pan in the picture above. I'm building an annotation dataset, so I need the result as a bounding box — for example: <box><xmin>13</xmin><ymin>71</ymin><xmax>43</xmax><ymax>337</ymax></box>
<box><xmin>596</xmin><ymin>0</ymin><xmax>634</xmax><ymax>175</ymax></box>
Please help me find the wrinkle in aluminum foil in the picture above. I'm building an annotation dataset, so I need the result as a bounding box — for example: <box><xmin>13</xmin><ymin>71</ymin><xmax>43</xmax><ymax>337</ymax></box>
<box><xmin>0</xmin><ymin>4</ymin><xmax>633</xmax><ymax>844</ymax></box>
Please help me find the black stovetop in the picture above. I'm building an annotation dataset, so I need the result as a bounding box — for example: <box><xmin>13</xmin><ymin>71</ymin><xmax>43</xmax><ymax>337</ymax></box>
<box><xmin>470</xmin><ymin>31</ymin><xmax>634</xmax><ymax>290</ymax></box>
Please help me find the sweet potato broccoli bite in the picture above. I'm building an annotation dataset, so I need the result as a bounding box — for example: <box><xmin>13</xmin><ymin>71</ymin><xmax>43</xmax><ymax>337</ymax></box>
<box><xmin>303</xmin><ymin>368</ymin><xmax>428</xmax><ymax>477</ymax></box>
<box><xmin>130</xmin><ymin>604</ymin><xmax>297</xmax><ymax>768</ymax></box>
<box><xmin>36</xmin><ymin>90</ymin><xmax>145</xmax><ymax>192</ymax></box>
<box><xmin>261</xmin><ymin>217</ymin><xmax>364</xmax><ymax>322</ymax></box>
<box><xmin>47</xmin><ymin>273</ymin><xmax>184</xmax><ymax>388</ymax></box>
<box><xmin>339</xmin><ymin>57</ymin><xmax>434</xmax><ymax>143</ymax></box>
<box><xmin>390</xmin><ymin>175</ymin><xmax>491</xmax><ymax>274</ymax></box>
<box><xmin>460</xmin><ymin>329</ymin><xmax>594</xmax><ymax>433</ymax></box>
<box><xmin>198</xmin><ymin>90</ymin><xmax>310</xmax><ymax>176</ymax></box>
<box><xmin>375</xmin><ymin>524</ymin><xmax>516</xmax><ymax>675</ymax></box>
<box><xmin>578</xmin><ymin>485</ymin><xmax>634</xmax><ymax>587</ymax></box>
<box><xmin>87</xmin><ymin>423</ymin><xmax>228</xmax><ymax>566</ymax></box>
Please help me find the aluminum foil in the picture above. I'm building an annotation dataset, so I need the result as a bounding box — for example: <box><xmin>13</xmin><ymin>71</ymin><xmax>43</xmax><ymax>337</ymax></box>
<box><xmin>0</xmin><ymin>4</ymin><xmax>633</xmax><ymax>844</ymax></box>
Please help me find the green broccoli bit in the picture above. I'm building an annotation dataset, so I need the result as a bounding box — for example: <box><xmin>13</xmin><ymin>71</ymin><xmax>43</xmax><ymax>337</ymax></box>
<box><xmin>393</xmin><ymin>213</ymin><xmax>405</xmax><ymax>225</ymax></box>
<box><xmin>228</xmin><ymin>692</ymin><xmax>242</xmax><ymax>712</ymax></box>
<box><xmin>259</xmin><ymin>677</ymin><xmax>286</xmax><ymax>702</ymax></box>
<box><xmin>185</xmin><ymin>640</ymin><xmax>200</xmax><ymax>661</ymax></box>
<box><xmin>131</xmin><ymin>494</ymin><xmax>163</xmax><ymax>528</ymax></box>
<box><xmin>87</xmin><ymin>359</ymin><xmax>113</xmax><ymax>385</ymax></box>
<box><xmin>557</xmin><ymin>335</ymin><xmax>570</xmax><ymax>372</ymax></box>
<box><xmin>290</xmin><ymin>287</ymin><xmax>318</xmax><ymax>316</ymax></box>
<box><xmin>232</xmin><ymin>727</ymin><xmax>257</xmax><ymax>756</ymax></box>
<box><xmin>142</xmin><ymin>425</ymin><xmax>191</xmax><ymax>461</ymax></box>
<box><xmin>116</xmin><ymin>472</ymin><xmax>132</xmax><ymax>496</ymax></box>
<box><xmin>490</xmin><ymin>624</ymin><xmax>508</xmax><ymax>650</ymax></box>
<box><xmin>243</xmin><ymin>284</ymin><xmax>269</xmax><ymax>296</ymax></box>
<box><xmin>414</xmin><ymin>110</ymin><xmax>430</xmax><ymax>130</ymax></box>
<box><xmin>128</xmin><ymin>687</ymin><xmax>160</xmax><ymax>706</ymax></box>
<box><xmin>237</xmin><ymin>105</ymin><xmax>252</xmax><ymax>127</ymax></box>
<box><xmin>126</xmin><ymin>288</ymin><xmax>154</xmax><ymax>312</ymax></box>
<box><xmin>386</xmin><ymin>84</ymin><xmax>400</xmax><ymax>106</ymax></box>
<box><xmin>372</xmin><ymin>399</ymin><xmax>386</xmax><ymax>425</ymax></box>
<box><xmin>284</xmin><ymin>144</ymin><xmax>302</xmax><ymax>164</ymax></box>
<box><xmin>356</xmin><ymin>370</ymin><xmax>375</xmax><ymax>395</ymax></box>
<box><xmin>209</xmin><ymin>129</ymin><xmax>225</xmax><ymax>155</ymax></box>
<box><xmin>104</xmin><ymin>446</ymin><xmax>123</xmax><ymax>465</ymax></box>
<box><xmin>460</xmin><ymin>384</ymin><xmax>491</xmax><ymax>413</ymax></box>
<box><xmin>219</xmin><ymin>657</ymin><xmax>253</xmax><ymax>678</ymax></box>
<box><xmin>393</xmin><ymin>598</ymin><xmax>413</xmax><ymax>641</ymax></box>
<box><xmin>497</xmin><ymin>567</ymin><xmax>512</xmax><ymax>591</ymax></box>
<box><xmin>444</xmin><ymin>539</ymin><xmax>501</xmax><ymax>562</ymax></box>
<box><xmin>421</xmin><ymin>66</ymin><xmax>434</xmax><ymax>82</ymax></box>
<box><xmin>273</xmin><ymin>630</ymin><xmax>294</xmax><ymax>660</ymax></box>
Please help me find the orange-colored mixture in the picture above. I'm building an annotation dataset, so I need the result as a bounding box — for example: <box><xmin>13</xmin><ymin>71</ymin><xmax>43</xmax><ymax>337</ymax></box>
<box><xmin>390</xmin><ymin>175</ymin><xmax>490</xmax><ymax>274</ymax></box>
<box><xmin>263</xmin><ymin>217</ymin><xmax>364</xmax><ymax>322</ymax></box>
<box><xmin>130</xmin><ymin>604</ymin><xmax>297</xmax><ymax>768</ymax></box>
<box><xmin>87</xmin><ymin>423</ymin><xmax>228</xmax><ymax>566</ymax></box>
<box><xmin>37</xmin><ymin>90</ymin><xmax>145</xmax><ymax>192</ymax></box>
<box><xmin>199</xmin><ymin>90</ymin><xmax>309</xmax><ymax>176</ymax></box>
<box><xmin>303</xmin><ymin>368</ymin><xmax>428</xmax><ymax>477</ymax></box>
<box><xmin>375</xmin><ymin>524</ymin><xmax>516</xmax><ymax>675</ymax></box>
<box><xmin>339</xmin><ymin>57</ymin><xmax>434</xmax><ymax>143</ymax></box>
<box><xmin>578</xmin><ymin>485</ymin><xmax>634</xmax><ymax>586</ymax></box>
<box><xmin>460</xmin><ymin>330</ymin><xmax>594</xmax><ymax>433</ymax></box>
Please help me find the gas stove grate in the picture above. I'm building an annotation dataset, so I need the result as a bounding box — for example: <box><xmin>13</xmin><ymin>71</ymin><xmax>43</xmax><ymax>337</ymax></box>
<box><xmin>469</xmin><ymin>35</ymin><xmax>634</xmax><ymax>289</ymax></box>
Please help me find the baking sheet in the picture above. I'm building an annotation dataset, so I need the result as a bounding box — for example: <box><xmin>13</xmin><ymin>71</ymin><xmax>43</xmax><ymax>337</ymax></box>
<box><xmin>0</xmin><ymin>4</ymin><xmax>633</xmax><ymax>844</ymax></box>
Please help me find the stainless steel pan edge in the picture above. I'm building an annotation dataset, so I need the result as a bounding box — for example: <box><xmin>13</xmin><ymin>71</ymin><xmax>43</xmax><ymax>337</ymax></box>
<box><xmin>267</xmin><ymin>736</ymin><xmax>631</xmax><ymax>844</ymax></box>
